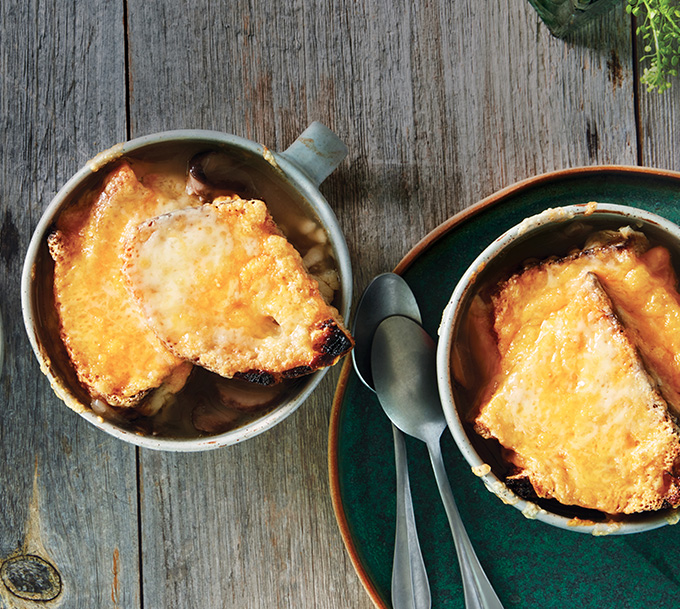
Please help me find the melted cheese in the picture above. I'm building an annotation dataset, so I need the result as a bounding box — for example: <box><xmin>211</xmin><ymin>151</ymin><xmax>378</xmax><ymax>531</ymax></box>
<box><xmin>123</xmin><ymin>198</ymin><xmax>350</xmax><ymax>379</ymax></box>
<box><xmin>48</xmin><ymin>163</ymin><xmax>194</xmax><ymax>406</ymax></box>
<box><xmin>476</xmin><ymin>272</ymin><xmax>680</xmax><ymax>514</ymax></box>
<box><xmin>493</xmin><ymin>238</ymin><xmax>680</xmax><ymax>417</ymax></box>
<box><xmin>472</xmin><ymin>232</ymin><xmax>680</xmax><ymax>514</ymax></box>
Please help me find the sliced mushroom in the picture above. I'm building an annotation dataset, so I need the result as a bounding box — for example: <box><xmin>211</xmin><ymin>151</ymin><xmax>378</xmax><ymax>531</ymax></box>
<box><xmin>213</xmin><ymin>377</ymin><xmax>286</xmax><ymax>412</ymax></box>
<box><xmin>192</xmin><ymin>395</ymin><xmax>243</xmax><ymax>434</ymax></box>
<box><xmin>186</xmin><ymin>151</ymin><xmax>258</xmax><ymax>201</ymax></box>
<box><xmin>191</xmin><ymin>377</ymin><xmax>286</xmax><ymax>434</ymax></box>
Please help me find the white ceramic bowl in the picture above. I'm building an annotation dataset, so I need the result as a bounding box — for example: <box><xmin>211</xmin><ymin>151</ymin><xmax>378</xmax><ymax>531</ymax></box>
<box><xmin>437</xmin><ymin>203</ymin><xmax>680</xmax><ymax>534</ymax></box>
<box><xmin>22</xmin><ymin>123</ymin><xmax>352</xmax><ymax>451</ymax></box>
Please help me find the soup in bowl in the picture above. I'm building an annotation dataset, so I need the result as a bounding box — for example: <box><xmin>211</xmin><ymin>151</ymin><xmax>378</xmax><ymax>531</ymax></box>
<box><xmin>22</xmin><ymin>124</ymin><xmax>353</xmax><ymax>451</ymax></box>
<box><xmin>437</xmin><ymin>203</ymin><xmax>680</xmax><ymax>534</ymax></box>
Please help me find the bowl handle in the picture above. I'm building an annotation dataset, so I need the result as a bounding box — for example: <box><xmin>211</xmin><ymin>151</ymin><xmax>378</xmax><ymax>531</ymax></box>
<box><xmin>278</xmin><ymin>122</ymin><xmax>348</xmax><ymax>187</ymax></box>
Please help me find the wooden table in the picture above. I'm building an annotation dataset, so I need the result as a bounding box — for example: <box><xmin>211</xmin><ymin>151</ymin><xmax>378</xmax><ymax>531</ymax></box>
<box><xmin>1</xmin><ymin>0</ymin><xmax>678</xmax><ymax>607</ymax></box>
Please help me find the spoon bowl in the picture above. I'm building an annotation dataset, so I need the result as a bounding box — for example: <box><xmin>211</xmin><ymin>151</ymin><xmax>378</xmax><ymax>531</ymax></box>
<box><xmin>352</xmin><ymin>273</ymin><xmax>421</xmax><ymax>390</ymax></box>
<box><xmin>371</xmin><ymin>319</ymin><xmax>443</xmax><ymax>442</ymax></box>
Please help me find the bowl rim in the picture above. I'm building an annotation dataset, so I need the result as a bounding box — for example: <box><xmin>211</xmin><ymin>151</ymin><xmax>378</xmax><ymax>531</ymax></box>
<box><xmin>436</xmin><ymin>202</ymin><xmax>680</xmax><ymax>534</ymax></box>
<box><xmin>21</xmin><ymin>129</ymin><xmax>352</xmax><ymax>452</ymax></box>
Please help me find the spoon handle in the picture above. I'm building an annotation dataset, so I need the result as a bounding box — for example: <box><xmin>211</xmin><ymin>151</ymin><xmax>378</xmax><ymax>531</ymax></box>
<box><xmin>391</xmin><ymin>425</ymin><xmax>431</xmax><ymax>609</ymax></box>
<box><xmin>426</xmin><ymin>439</ymin><xmax>504</xmax><ymax>609</ymax></box>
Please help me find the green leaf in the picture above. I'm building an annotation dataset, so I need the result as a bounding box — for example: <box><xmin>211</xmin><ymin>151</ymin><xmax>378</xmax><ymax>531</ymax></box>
<box><xmin>634</xmin><ymin>0</ymin><xmax>680</xmax><ymax>92</ymax></box>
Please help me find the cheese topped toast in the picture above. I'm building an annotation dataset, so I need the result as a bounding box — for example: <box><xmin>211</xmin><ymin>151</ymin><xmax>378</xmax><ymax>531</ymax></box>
<box><xmin>122</xmin><ymin>197</ymin><xmax>353</xmax><ymax>384</ymax></box>
<box><xmin>48</xmin><ymin>163</ymin><xmax>192</xmax><ymax>409</ymax></box>
<box><xmin>475</xmin><ymin>272</ymin><xmax>680</xmax><ymax>514</ymax></box>
<box><xmin>492</xmin><ymin>230</ymin><xmax>680</xmax><ymax>418</ymax></box>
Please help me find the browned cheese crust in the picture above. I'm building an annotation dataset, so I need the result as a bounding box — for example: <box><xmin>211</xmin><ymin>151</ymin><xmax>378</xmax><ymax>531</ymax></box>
<box><xmin>47</xmin><ymin>163</ymin><xmax>192</xmax><ymax>408</ymax></box>
<box><xmin>122</xmin><ymin>197</ymin><xmax>353</xmax><ymax>385</ymax></box>
<box><xmin>473</xmin><ymin>230</ymin><xmax>680</xmax><ymax>514</ymax></box>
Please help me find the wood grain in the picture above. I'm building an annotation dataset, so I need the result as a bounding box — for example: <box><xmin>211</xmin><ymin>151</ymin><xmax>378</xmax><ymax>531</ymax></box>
<box><xmin>3</xmin><ymin>0</ymin><xmax>678</xmax><ymax>606</ymax></box>
<box><xmin>637</xmin><ymin>65</ymin><xmax>680</xmax><ymax>170</ymax></box>
<box><xmin>0</xmin><ymin>1</ymin><xmax>139</xmax><ymax>608</ymax></box>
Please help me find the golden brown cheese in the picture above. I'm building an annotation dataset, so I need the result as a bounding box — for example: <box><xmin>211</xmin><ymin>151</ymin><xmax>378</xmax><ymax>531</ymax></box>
<box><xmin>475</xmin><ymin>272</ymin><xmax>680</xmax><ymax>514</ymax></box>
<box><xmin>122</xmin><ymin>197</ymin><xmax>353</xmax><ymax>384</ymax></box>
<box><xmin>48</xmin><ymin>163</ymin><xmax>192</xmax><ymax>408</ymax></box>
<box><xmin>492</xmin><ymin>231</ymin><xmax>680</xmax><ymax>418</ymax></box>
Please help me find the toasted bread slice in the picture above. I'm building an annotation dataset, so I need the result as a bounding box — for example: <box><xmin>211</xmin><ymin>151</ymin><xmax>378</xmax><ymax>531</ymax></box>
<box><xmin>475</xmin><ymin>272</ymin><xmax>680</xmax><ymax>514</ymax></box>
<box><xmin>122</xmin><ymin>197</ymin><xmax>353</xmax><ymax>384</ymax></box>
<box><xmin>48</xmin><ymin>163</ymin><xmax>192</xmax><ymax>409</ymax></box>
<box><xmin>492</xmin><ymin>229</ymin><xmax>680</xmax><ymax>417</ymax></box>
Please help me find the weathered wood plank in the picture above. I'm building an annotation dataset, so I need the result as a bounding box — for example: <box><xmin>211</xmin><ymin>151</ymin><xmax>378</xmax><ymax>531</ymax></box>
<box><xmin>0</xmin><ymin>1</ymin><xmax>139</xmax><ymax>608</ymax></box>
<box><xmin>637</xmin><ymin>63</ymin><xmax>680</xmax><ymax>170</ymax></box>
<box><xmin>126</xmin><ymin>1</ymin><xmax>376</xmax><ymax>607</ymax></box>
<box><xmin>126</xmin><ymin>1</ymin><xmax>638</xmax><ymax>608</ymax></box>
<box><xmin>138</xmin><ymin>380</ymin><xmax>363</xmax><ymax>609</ymax></box>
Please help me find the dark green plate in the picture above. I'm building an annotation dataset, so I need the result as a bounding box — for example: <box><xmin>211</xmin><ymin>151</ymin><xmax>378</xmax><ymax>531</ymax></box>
<box><xmin>329</xmin><ymin>166</ymin><xmax>680</xmax><ymax>609</ymax></box>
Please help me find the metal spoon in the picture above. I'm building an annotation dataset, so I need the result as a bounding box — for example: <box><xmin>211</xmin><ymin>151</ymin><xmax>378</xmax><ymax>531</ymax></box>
<box><xmin>372</xmin><ymin>316</ymin><xmax>504</xmax><ymax>609</ymax></box>
<box><xmin>352</xmin><ymin>274</ymin><xmax>431</xmax><ymax>609</ymax></box>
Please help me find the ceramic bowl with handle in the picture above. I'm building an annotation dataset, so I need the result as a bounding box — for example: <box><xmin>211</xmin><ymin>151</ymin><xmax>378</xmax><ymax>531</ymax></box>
<box><xmin>436</xmin><ymin>202</ymin><xmax>680</xmax><ymax>535</ymax></box>
<box><xmin>22</xmin><ymin>122</ymin><xmax>352</xmax><ymax>451</ymax></box>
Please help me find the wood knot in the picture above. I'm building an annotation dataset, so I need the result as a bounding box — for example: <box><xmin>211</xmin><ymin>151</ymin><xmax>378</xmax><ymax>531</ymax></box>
<box><xmin>0</xmin><ymin>554</ymin><xmax>62</xmax><ymax>601</ymax></box>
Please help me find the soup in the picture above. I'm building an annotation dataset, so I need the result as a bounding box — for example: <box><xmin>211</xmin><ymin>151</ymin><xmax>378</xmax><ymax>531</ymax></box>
<box><xmin>39</xmin><ymin>142</ymin><xmax>344</xmax><ymax>438</ymax></box>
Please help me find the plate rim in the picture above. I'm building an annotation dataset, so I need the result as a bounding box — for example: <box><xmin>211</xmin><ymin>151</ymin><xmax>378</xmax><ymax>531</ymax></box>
<box><xmin>328</xmin><ymin>163</ymin><xmax>680</xmax><ymax>607</ymax></box>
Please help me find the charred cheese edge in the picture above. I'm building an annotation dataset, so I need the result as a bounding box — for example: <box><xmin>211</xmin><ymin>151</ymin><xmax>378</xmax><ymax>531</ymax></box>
<box><xmin>122</xmin><ymin>197</ymin><xmax>353</xmax><ymax>384</ymax></box>
<box><xmin>475</xmin><ymin>271</ymin><xmax>680</xmax><ymax>514</ymax></box>
<box><xmin>48</xmin><ymin>162</ymin><xmax>192</xmax><ymax>408</ymax></box>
